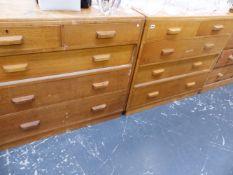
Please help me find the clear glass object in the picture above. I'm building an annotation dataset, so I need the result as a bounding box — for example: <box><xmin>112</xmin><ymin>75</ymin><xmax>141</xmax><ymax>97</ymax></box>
<box><xmin>97</xmin><ymin>0</ymin><xmax>121</xmax><ymax>15</ymax></box>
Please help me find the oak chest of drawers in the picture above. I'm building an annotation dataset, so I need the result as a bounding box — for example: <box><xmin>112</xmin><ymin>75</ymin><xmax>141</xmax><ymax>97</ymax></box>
<box><xmin>0</xmin><ymin>0</ymin><xmax>144</xmax><ymax>149</ymax></box>
<box><xmin>126</xmin><ymin>11</ymin><xmax>233</xmax><ymax>114</ymax></box>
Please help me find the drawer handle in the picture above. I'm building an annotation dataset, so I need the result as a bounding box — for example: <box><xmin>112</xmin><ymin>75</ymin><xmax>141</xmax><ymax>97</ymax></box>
<box><xmin>20</xmin><ymin>120</ymin><xmax>40</xmax><ymax>131</ymax></box>
<box><xmin>93</xmin><ymin>81</ymin><xmax>109</xmax><ymax>90</ymax></box>
<box><xmin>161</xmin><ymin>49</ymin><xmax>175</xmax><ymax>56</ymax></box>
<box><xmin>96</xmin><ymin>31</ymin><xmax>116</xmax><ymax>39</ymax></box>
<box><xmin>152</xmin><ymin>69</ymin><xmax>165</xmax><ymax>76</ymax></box>
<box><xmin>217</xmin><ymin>73</ymin><xmax>224</xmax><ymax>78</ymax></box>
<box><xmin>228</xmin><ymin>55</ymin><xmax>233</xmax><ymax>61</ymax></box>
<box><xmin>91</xmin><ymin>104</ymin><xmax>107</xmax><ymax>112</ymax></box>
<box><xmin>204</xmin><ymin>43</ymin><xmax>215</xmax><ymax>50</ymax></box>
<box><xmin>148</xmin><ymin>91</ymin><xmax>159</xmax><ymax>99</ymax></box>
<box><xmin>186</xmin><ymin>82</ymin><xmax>196</xmax><ymax>88</ymax></box>
<box><xmin>167</xmin><ymin>27</ymin><xmax>182</xmax><ymax>35</ymax></box>
<box><xmin>0</xmin><ymin>35</ymin><xmax>23</xmax><ymax>46</ymax></box>
<box><xmin>93</xmin><ymin>54</ymin><xmax>111</xmax><ymax>62</ymax></box>
<box><xmin>192</xmin><ymin>61</ymin><xmax>203</xmax><ymax>68</ymax></box>
<box><xmin>212</xmin><ymin>25</ymin><xmax>224</xmax><ymax>31</ymax></box>
<box><xmin>12</xmin><ymin>95</ymin><xmax>35</xmax><ymax>105</ymax></box>
<box><xmin>2</xmin><ymin>63</ymin><xmax>28</xmax><ymax>73</ymax></box>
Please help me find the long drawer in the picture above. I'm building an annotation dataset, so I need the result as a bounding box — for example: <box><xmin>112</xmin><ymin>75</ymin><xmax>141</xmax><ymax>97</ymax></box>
<box><xmin>130</xmin><ymin>72</ymin><xmax>208</xmax><ymax>108</ymax></box>
<box><xmin>0</xmin><ymin>67</ymin><xmax>130</xmax><ymax>115</ymax></box>
<box><xmin>140</xmin><ymin>35</ymin><xmax>229</xmax><ymax>65</ymax></box>
<box><xmin>0</xmin><ymin>90</ymin><xmax>127</xmax><ymax>146</ymax></box>
<box><xmin>215</xmin><ymin>49</ymin><xmax>233</xmax><ymax>68</ymax></box>
<box><xmin>225</xmin><ymin>34</ymin><xmax>233</xmax><ymax>50</ymax></box>
<box><xmin>135</xmin><ymin>55</ymin><xmax>217</xmax><ymax>84</ymax></box>
<box><xmin>205</xmin><ymin>65</ymin><xmax>233</xmax><ymax>84</ymax></box>
<box><xmin>63</xmin><ymin>22</ymin><xmax>142</xmax><ymax>48</ymax></box>
<box><xmin>0</xmin><ymin>25</ymin><xmax>61</xmax><ymax>55</ymax></box>
<box><xmin>0</xmin><ymin>45</ymin><xmax>134</xmax><ymax>82</ymax></box>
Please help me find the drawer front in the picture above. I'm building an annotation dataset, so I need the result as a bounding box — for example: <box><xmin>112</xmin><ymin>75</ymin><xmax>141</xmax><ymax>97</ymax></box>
<box><xmin>140</xmin><ymin>35</ymin><xmax>229</xmax><ymax>65</ymax></box>
<box><xmin>225</xmin><ymin>34</ymin><xmax>233</xmax><ymax>49</ymax></box>
<box><xmin>215</xmin><ymin>49</ymin><xmax>233</xmax><ymax>68</ymax></box>
<box><xmin>63</xmin><ymin>22</ymin><xmax>142</xmax><ymax>48</ymax></box>
<box><xmin>135</xmin><ymin>55</ymin><xmax>217</xmax><ymax>84</ymax></box>
<box><xmin>205</xmin><ymin>65</ymin><xmax>233</xmax><ymax>84</ymax></box>
<box><xmin>0</xmin><ymin>45</ymin><xmax>133</xmax><ymax>82</ymax></box>
<box><xmin>130</xmin><ymin>73</ymin><xmax>207</xmax><ymax>108</ymax></box>
<box><xmin>0</xmin><ymin>67</ymin><xmax>130</xmax><ymax>115</ymax></box>
<box><xmin>197</xmin><ymin>19</ymin><xmax>233</xmax><ymax>36</ymax></box>
<box><xmin>0</xmin><ymin>91</ymin><xmax>126</xmax><ymax>146</ymax></box>
<box><xmin>145</xmin><ymin>19</ymin><xmax>200</xmax><ymax>41</ymax></box>
<box><xmin>0</xmin><ymin>26</ymin><xmax>61</xmax><ymax>55</ymax></box>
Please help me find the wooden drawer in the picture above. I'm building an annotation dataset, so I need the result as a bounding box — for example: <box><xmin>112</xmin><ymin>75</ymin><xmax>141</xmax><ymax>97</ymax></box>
<box><xmin>0</xmin><ymin>45</ymin><xmax>133</xmax><ymax>82</ymax></box>
<box><xmin>205</xmin><ymin>65</ymin><xmax>233</xmax><ymax>84</ymax></box>
<box><xmin>130</xmin><ymin>72</ymin><xmax>207</xmax><ymax>108</ymax></box>
<box><xmin>135</xmin><ymin>55</ymin><xmax>217</xmax><ymax>84</ymax></box>
<box><xmin>140</xmin><ymin>35</ymin><xmax>229</xmax><ymax>65</ymax></box>
<box><xmin>225</xmin><ymin>34</ymin><xmax>233</xmax><ymax>49</ymax></box>
<box><xmin>63</xmin><ymin>22</ymin><xmax>142</xmax><ymax>48</ymax></box>
<box><xmin>215</xmin><ymin>49</ymin><xmax>233</xmax><ymax>68</ymax></box>
<box><xmin>145</xmin><ymin>19</ymin><xmax>200</xmax><ymax>41</ymax></box>
<box><xmin>0</xmin><ymin>91</ymin><xmax>126</xmax><ymax>146</ymax></box>
<box><xmin>0</xmin><ymin>26</ymin><xmax>61</xmax><ymax>55</ymax></box>
<box><xmin>0</xmin><ymin>67</ymin><xmax>130</xmax><ymax>115</ymax></box>
<box><xmin>197</xmin><ymin>19</ymin><xmax>233</xmax><ymax>36</ymax></box>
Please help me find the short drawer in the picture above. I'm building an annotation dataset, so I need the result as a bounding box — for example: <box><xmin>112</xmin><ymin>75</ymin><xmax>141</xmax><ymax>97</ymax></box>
<box><xmin>63</xmin><ymin>22</ymin><xmax>142</xmax><ymax>48</ymax></box>
<box><xmin>0</xmin><ymin>67</ymin><xmax>130</xmax><ymax>115</ymax></box>
<box><xmin>215</xmin><ymin>49</ymin><xmax>233</xmax><ymax>68</ymax></box>
<box><xmin>145</xmin><ymin>19</ymin><xmax>200</xmax><ymax>41</ymax></box>
<box><xmin>0</xmin><ymin>45</ymin><xmax>133</xmax><ymax>82</ymax></box>
<box><xmin>130</xmin><ymin>72</ymin><xmax>207</xmax><ymax>108</ymax></box>
<box><xmin>135</xmin><ymin>55</ymin><xmax>217</xmax><ymax>84</ymax></box>
<box><xmin>0</xmin><ymin>26</ymin><xmax>61</xmax><ymax>55</ymax></box>
<box><xmin>0</xmin><ymin>91</ymin><xmax>127</xmax><ymax>146</ymax></box>
<box><xmin>205</xmin><ymin>65</ymin><xmax>233</xmax><ymax>84</ymax></box>
<box><xmin>140</xmin><ymin>35</ymin><xmax>229</xmax><ymax>65</ymax></box>
<box><xmin>225</xmin><ymin>34</ymin><xmax>233</xmax><ymax>49</ymax></box>
<box><xmin>197</xmin><ymin>19</ymin><xmax>233</xmax><ymax>36</ymax></box>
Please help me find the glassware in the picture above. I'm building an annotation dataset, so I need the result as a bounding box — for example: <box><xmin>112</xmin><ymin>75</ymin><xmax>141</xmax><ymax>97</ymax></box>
<box><xmin>97</xmin><ymin>0</ymin><xmax>121</xmax><ymax>15</ymax></box>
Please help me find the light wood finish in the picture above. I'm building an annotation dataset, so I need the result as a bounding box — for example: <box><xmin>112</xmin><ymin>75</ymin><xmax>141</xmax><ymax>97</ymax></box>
<box><xmin>0</xmin><ymin>91</ymin><xmax>127</xmax><ymax>147</ymax></box>
<box><xmin>197</xmin><ymin>19</ymin><xmax>233</xmax><ymax>36</ymax></box>
<box><xmin>0</xmin><ymin>45</ymin><xmax>133</xmax><ymax>82</ymax></box>
<box><xmin>129</xmin><ymin>72</ymin><xmax>208</xmax><ymax>108</ymax></box>
<box><xmin>145</xmin><ymin>19</ymin><xmax>200</xmax><ymax>41</ymax></box>
<box><xmin>205</xmin><ymin>64</ymin><xmax>233</xmax><ymax>84</ymax></box>
<box><xmin>135</xmin><ymin>55</ymin><xmax>217</xmax><ymax>84</ymax></box>
<box><xmin>0</xmin><ymin>67</ymin><xmax>130</xmax><ymax>115</ymax></box>
<box><xmin>0</xmin><ymin>26</ymin><xmax>61</xmax><ymax>55</ymax></box>
<box><xmin>215</xmin><ymin>49</ymin><xmax>233</xmax><ymax>68</ymax></box>
<box><xmin>202</xmin><ymin>77</ymin><xmax>233</xmax><ymax>92</ymax></box>
<box><xmin>63</xmin><ymin>22</ymin><xmax>142</xmax><ymax>49</ymax></box>
<box><xmin>225</xmin><ymin>34</ymin><xmax>233</xmax><ymax>49</ymax></box>
<box><xmin>140</xmin><ymin>35</ymin><xmax>229</xmax><ymax>65</ymax></box>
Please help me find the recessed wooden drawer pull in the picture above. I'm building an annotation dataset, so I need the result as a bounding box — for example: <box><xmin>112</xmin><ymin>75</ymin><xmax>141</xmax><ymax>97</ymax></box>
<box><xmin>186</xmin><ymin>82</ymin><xmax>196</xmax><ymax>88</ymax></box>
<box><xmin>204</xmin><ymin>43</ymin><xmax>215</xmax><ymax>50</ymax></box>
<box><xmin>11</xmin><ymin>95</ymin><xmax>35</xmax><ymax>105</ymax></box>
<box><xmin>91</xmin><ymin>104</ymin><xmax>107</xmax><ymax>112</ymax></box>
<box><xmin>167</xmin><ymin>27</ymin><xmax>182</xmax><ymax>35</ymax></box>
<box><xmin>2</xmin><ymin>63</ymin><xmax>28</xmax><ymax>73</ymax></box>
<box><xmin>152</xmin><ymin>69</ymin><xmax>165</xmax><ymax>76</ymax></box>
<box><xmin>161</xmin><ymin>49</ymin><xmax>175</xmax><ymax>56</ymax></box>
<box><xmin>192</xmin><ymin>61</ymin><xmax>203</xmax><ymax>68</ymax></box>
<box><xmin>228</xmin><ymin>55</ymin><xmax>233</xmax><ymax>61</ymax></box>
<box><xmin>20</xmin><ymin>120</ymin><xmax>40</xmax><ymax>131</ymax></box>
<box><xmin>148</xmin><ymin>91</ymin><xmax>159</xmax><ymax>98</ymax></box>
<box><xmin>0</xmin><ymin>35</ymin><xmax>23</xmax><ymax>46</ymax></box>
<box><xmin>96</xmin><ymin>31</ymin><xmax>116</xmax><ymax>39</ymax></box>
<box><xmin>93</xmin><ymin>54</ymin><xmax>111</xmax><ymax>62</ymax></box>
<box><xmin>217</xmin><ymin>73</ymin><xmax>224</xmax><ymax>78</ymax></box>
<box><xmin>92</xmin><ymin>81</ymin><xmax>109</xmax><ymax>90</ymax></box>
<box><xmin>212</xmin><ymin>25</ymin><xmax>224</xmax><ymax>31</ymax></box>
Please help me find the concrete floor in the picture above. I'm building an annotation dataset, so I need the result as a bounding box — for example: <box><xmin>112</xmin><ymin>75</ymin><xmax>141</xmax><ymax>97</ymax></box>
<box><xmin>1</xmin><ymin>84</ymin><xmax>233</xmax><ymax>175</ymax></box>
